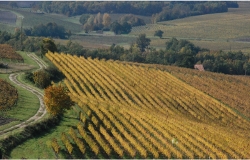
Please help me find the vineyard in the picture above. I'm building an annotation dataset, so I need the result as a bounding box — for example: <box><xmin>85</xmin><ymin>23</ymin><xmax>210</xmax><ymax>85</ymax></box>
<box><xmin>0</xmin><ymin>78</ymin><xmax>18</xmax><ymax>112</ymax></box>
<box><xmin>0</xmin><ymin>10</ymin><xmax>16</xmax><ymax>25</ymax></box>
<box><xmin>0</xmin><ymin>44</ymin><xmax>24</xmax><ymax>62</ymax></box>
<box><xmin>46</xmin><ymin>51</ymin><xmax>250</xmax><ymax>159</ymax></box>
<box><xmin>138</xmin><ymin>63</ymin><xmax>250</xmax><ymax>119</ymax></box>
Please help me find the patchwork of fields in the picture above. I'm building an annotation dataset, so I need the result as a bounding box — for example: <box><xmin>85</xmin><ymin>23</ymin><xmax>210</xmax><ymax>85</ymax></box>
<box><xmin>1</xmin><ymin>2</ymin><xmax>250</xmax><ymax>159</ymax></box>
<box><xmin>1</xmin><ymin>2</ymin><xmax>250</xmax><ymax>51</ymax></box>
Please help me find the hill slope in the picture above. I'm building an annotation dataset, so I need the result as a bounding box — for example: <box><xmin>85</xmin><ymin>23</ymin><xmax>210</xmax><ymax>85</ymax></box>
<box><xmin>146</xmin><ymin>64</ymin><xmax>250</xmax><ymax>119</ymax></box>
<box><xmin>45</xmin><ymin>52</ymin><xmax>250</xmax><ymax>159</ymax></box>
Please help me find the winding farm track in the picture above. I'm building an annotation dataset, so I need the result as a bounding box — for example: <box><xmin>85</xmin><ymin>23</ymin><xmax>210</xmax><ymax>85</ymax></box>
<box><xmin>0</xmin><ymin>53</ymin><xmax>47</xmax><ymax>136</ymax></box>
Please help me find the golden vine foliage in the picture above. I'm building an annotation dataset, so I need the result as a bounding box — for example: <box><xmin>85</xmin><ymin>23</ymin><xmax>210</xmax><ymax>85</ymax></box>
<box><xmin>143</xmin><ymin>64</ymin><xmax>250</xmax><ymax>118</ymax></box>
<box><xmin>46</xmin><ymin>52</ymin><xmax>250</xmax><ymax>159</ymax></box>
<box><xmin>44</xmin><ymin>83</ymin><xmax>74</xmax><ymax>116</ymax></box>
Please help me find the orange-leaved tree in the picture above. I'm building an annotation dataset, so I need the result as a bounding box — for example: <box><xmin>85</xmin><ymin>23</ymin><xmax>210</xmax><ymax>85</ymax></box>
<box><xmin>44</xmin><ymin>83</ymin><xmax>74</xmax><ymax>117</ymax></box>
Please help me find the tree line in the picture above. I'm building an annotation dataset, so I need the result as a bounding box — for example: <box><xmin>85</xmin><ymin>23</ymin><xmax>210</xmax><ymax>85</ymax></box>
<box><xmin>24</xmin><ymin>22</ymin><xmax>71</xmax><ymax>39</ymax></box>
<box><xmin>36</xmin><ymin>1</ymin><xmax>238</xmax><ymax>23</ymax></box>
<box><xmin>80</xmin><ymin>13</ymin><xmax>145</xmax><ymax>34</ymax></box>
<box><xmin>56</xmin><ymin>35</ymin><xmax>250</xmax><ymax>75</ymax></box>
<box><xmin>151</xmin><ymin>2</ymin><xmax>237</xmax><ymax>23</ymax></box>
<box><xmin>1</xmin><ymin>29</ymin><xmax>250</xmax><ymax>76</ymax></box>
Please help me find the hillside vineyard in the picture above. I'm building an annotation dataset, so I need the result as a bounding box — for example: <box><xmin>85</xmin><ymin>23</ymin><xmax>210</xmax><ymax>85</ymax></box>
<box><xmin>46</xmin><ymin>51</ymin><xmax>250</xmax><ymax>159</ymax></box>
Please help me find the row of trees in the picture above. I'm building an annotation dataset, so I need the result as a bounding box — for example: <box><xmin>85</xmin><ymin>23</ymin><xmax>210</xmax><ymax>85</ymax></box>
<box><xmin>24</xmin><ymin>22</ymin><xmax>71</xmax><ymax>39</ymax></box>
<box><xmin>1</xmin><ymin>28</ymin><xmax>249</xmax><ymax>75</ymax></box>
<box><xmin>80</xmin><ymin>13</ymin><xmax>144</xmax><ymax>34</ymax></box>
<box><xmin>38</xmin><ymin>1</ymin><xmax>165</xmax><ymax>16</ymax></box>
<box><xmin>55</xmin><ymin>36</ymin><xmax>250</xmax><ymax>75</ymax></box>
<box><xmin>196</xmin><ymin>51</ymin><xmax>250</xmax><ymax>75</ymax></box>
<box><xmin>151</xmin><ymin>2</ymin><xmax>232</xmax><ymax>23</ymax></box>
<box><xmin>81</xmin><ymin>13</ymin><xmax>111</xmax><ymax>32</ymax></box>
<box><xmin>37</xmin><ymin>1</ymin><xmax>238</xmax><ymax>18</ymax></box>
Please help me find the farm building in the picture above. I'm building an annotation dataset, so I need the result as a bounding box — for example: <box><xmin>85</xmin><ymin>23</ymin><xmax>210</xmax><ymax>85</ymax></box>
<box><xmin>194</xmin><ymin>64</ymin><xmax>205</xmax><ymax>71</ymax></box>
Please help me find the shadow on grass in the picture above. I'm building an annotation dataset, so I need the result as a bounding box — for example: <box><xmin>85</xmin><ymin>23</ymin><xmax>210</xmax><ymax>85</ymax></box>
<box><xmin>0</xmin><ymin>115</ymin><xmax>62</xmax><ymax>157</ymax></box>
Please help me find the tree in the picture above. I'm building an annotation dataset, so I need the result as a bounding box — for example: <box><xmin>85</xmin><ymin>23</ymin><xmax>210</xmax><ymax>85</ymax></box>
<box><xmin>119</xmin><ymin>14</ymin><xmax>146</xmax><ymax>27</ymax></box>
<box><xmin>93</xmin><ymin>12</ymin><xmax>104</xmax><ymax>30</ymax></box>
<box><xmin>79</xmin><ymin>14</ymin><xmax>90</xmax><ymax>25</ymax></box>
<box><xmin>154</xmin><ymin>30</ymin><xmax>164</xmax><ymax>38</ymax></box>
<box><xmin>83</xmin><ymin>15</ymin><xmax>95</xmax><ymax>32</ymax></box>
<box><xmin>9</xmin><ymin>2</ymin><xmax>18</xmax><ymax>8</ymax></box>
<box><xmin>243</xmin><ymin>60</ymin><xmax>250</xmax><ymax>75</ymax></box>
<box><xmin>121</xmin><ymin>22</ymin><xmax>132</xmax><ymax>34</ymax></box>
<box><xmin>102</xmin><ymin>13</ymin><xmax>111</xmax><ymax>28</ymax></box>
<box><xmin>41</xmin><ymin>38</ymin><xmax>57</xmax><ymax>56</ymax></box>
<box><xmin>44</xmin><ymin>83</ymin><xmax>74</xmax><ymax>117</ymax></box>
<box><xmin>94</xmin><ymin>12</ymin><xmax>103</xmax><ymax>25</ymax></box>
<box><xmin>33</xmin><ymin>69</ymin><xmax>51</xmax><ymax>88</ymax></box>
<box><xmin>111</xmin><ymin>21</ymin><xmax>123</xmax><ymax>35</ymax></box>
<box><xmin>136</xmin><ymin>34</ymin><xmax>151</xmax><ymax>52</ymax></box>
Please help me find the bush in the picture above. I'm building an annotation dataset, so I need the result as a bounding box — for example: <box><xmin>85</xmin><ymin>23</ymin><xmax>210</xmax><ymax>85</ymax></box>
<box><xmin>33</xmin><ymin>69</ymin><xmax>51</xmax><ymax>88</ymax></box>
<box><xmin>24</xmin><ymin>71</ymin><xmax>34</xmax><ymax>83</ymax></box>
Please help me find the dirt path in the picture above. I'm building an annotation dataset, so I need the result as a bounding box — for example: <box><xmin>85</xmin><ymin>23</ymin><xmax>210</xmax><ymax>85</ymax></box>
<box><xmin>0</xmin><ymin>53</ymin><xmax>47</xmax><ymax>136</ymax></box>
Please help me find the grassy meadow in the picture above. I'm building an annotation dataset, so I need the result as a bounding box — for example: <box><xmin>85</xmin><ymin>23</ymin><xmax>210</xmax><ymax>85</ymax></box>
<box><xmin>9</xmin><ymin>107</ymin><xmax>80</xmax><ymax>159</ymax></box>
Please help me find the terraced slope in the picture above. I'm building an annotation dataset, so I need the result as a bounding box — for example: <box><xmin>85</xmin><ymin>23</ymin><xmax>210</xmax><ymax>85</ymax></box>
<box><xmin>46</xmin><ymin>52</ymin><xmax>250</xmax><ymax>159</ymax></box>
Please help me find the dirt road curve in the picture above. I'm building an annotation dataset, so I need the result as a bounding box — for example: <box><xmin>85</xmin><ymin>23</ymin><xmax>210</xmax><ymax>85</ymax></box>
<box><xmin>0</xmin><ymin>53</ymin><xmax>47</xmax><ymax>136</ymax></box>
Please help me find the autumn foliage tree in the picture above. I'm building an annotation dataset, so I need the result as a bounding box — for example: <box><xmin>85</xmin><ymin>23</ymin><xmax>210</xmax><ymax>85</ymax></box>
<box><xmin>44</xmin><ymin>83</ymin><xmax>74</xmax><ymax>117</ymax></box>
<box><xmin>41</xmin><ymin>38</ymin><xmax>57</xmax><ymax>57</ymax></box>
<box><xmin>0</xmin><ymin>79</ymin><xmax>18</xmax><ymax>112</ymax></box>
<box><xmin>102</xmin><ymin>13</ymin><xmax>111</xmax><ymax>28</ymax></box>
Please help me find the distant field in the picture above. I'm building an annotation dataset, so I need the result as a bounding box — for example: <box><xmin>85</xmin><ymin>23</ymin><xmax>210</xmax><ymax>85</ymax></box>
<box><xmin>0</xmin><ymin>5</ymin><xmax>82</xmax><ymax>33</ymax></box>
<box><xmin>131</xmin><ymin>2</ymin><xmax>250</xmax><ymax>52</ymax></box>
<box><xmin>131</xmin><ymin>2</ymin><xmax>250</xmax><ymax>39</ymax></box>
<box><xmin>55</xmin><ymin>34</ymin><xmax>137</xmax><ymax>50</ymax></box>
<box><xmin>1</xmin><ymin>2</ymin><xmax>250</xmax><ymax>52</ymax></box>
<box><xmin>0</xmin><ymin>10</ymin><xmax>16</xmax><ymax>25</ymax></box>
<box><xmin>66</xmin><ymin>1</ymin><xmax>250</xmax><ymax>52</ymax></box>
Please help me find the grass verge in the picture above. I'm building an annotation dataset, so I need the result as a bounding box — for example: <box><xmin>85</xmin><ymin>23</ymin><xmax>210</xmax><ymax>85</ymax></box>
<box><xmin>17</xmin><ymin>51</ymin><xmax>40</xmax><ymax>69</ymax></box>
<box><xmin>9</xmin><ymin>107</ymin><xmax>80</xmax><ymax>159</ymax></box>
<box><xmin>0</xmin><ymin>74</ymin><xmax>40</xmax><ymax>132</ymax></box>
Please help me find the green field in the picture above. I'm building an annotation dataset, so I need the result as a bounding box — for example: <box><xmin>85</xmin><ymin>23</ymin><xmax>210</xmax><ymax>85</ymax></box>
<box><xmin>1</xmin><ymin>2</ymin><xmax>250</xmax><ymax>52</ymax></box>
<box><xmin>0</xmin><ymin>51</ymin><xmax>40</xmax><ymax>134</ymax></box>
<box><xmin>0</xmin><ymin>74</ymin><xmax>39</xmax><ymax>132</ymax></box>
<box><xmin>0</xmin><ymin>6</ymin><xmax>82</xmax><ymax>33</ymax></box>
<box><xmin>130</xmin><ymin>2</ymin><xmax>250</xmax><ymax>52</ymax></box>
<box><xmin>56</xmin><ymin>2</ymin><xmax>250</xmax><ymax>52</ymax></box>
